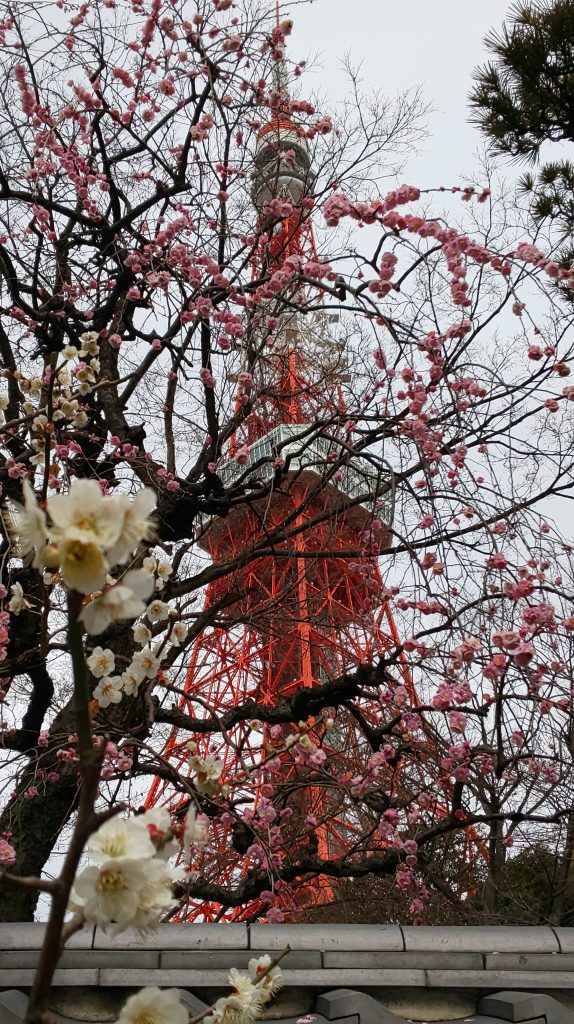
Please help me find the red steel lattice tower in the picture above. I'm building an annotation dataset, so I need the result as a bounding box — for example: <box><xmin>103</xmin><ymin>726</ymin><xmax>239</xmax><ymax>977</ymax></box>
<box><xmin>144</xmin><ymin>59</ymin><xmax>423</xmax><ymax>921</ymax></box>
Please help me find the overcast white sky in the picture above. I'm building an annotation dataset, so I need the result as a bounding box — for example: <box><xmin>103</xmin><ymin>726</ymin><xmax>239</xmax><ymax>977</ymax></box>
<box><xmin>289</xmin><ymin>0</ymin><xmax>513</xmax><ymax>184</ymax></box>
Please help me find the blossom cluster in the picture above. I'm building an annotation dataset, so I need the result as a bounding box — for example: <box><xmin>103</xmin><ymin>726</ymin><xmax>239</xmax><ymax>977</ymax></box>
<box><xmin>13</xmin><ymin>477</ymin><xmax>156</xmax><ymax>633</ymax></box>
<box><xmin>87</xmin><ymin>604</ymin><xmax>189</xmax><ymax>710</ymax></box>
<box><xmin>205</xmin><ymin>955</ymin><xmax>284</xmax><ymax>1024</ymax></box>
<box><xmin>116</xmin><ymin>955</ymin><xmax>283</xmax><ymax>1024</ymax></box>
<box><xmin>322</xmin><ymin>184</ymin><xmax>574</xmax><ymax>336</ymax></box>
<box><xmin>87</xmin><ymin>644</ymin><xmax>162</xmax><ymax>707</ymax></box>
<box><xmin>187</xmin><ymin>743</ymin><xmax>227</xmax><ymax>796</ymax></box>
<box><xmin>0</xmin><ymin>330</ymin><xmax>103</xmax><ymax>480</ymax></box>
<box><xmin>69</xmin><ymin>810</ymin><xmax>178</xmax><ymax>933</ymax></box>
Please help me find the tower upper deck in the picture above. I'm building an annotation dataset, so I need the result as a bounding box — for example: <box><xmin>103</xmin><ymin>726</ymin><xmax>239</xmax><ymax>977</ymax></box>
<box><xmin>201</xmin><ymin>37</ymin><xmax>394</xmax><ymax>548</ymax></box>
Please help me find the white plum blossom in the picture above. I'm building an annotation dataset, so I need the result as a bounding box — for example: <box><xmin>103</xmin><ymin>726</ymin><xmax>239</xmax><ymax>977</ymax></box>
<box><xmin>15</xmin><ymin>480</ymin><xmax>49</xmax><ymax>566</ymax></box>
<box><xmin>204</xmin><ymin>956</ymin><xmax>284</xmax><ymax>1024</ymax></box>
<box><xmin>227</xmin><ymin>974</ymin><xmax>266</xmax><ymax>1020</ymax></box>
<box><xmin>69</xmin><ymin>858</ymin><xmax>150</xmax><ymax>929</ymax></box>
<box><xmin>125</xmin><ymin>660</ymin><xmax>147</xmax><ymax>684</ymax></box>
<box><xmin>60</xmin><ymin>399</ymin><xmax>79</xmax><ymax>419</ymax></box>
<box><xmin>32</xmin><ymin>413</ymin><xmax>49</xmax><ymax>434</ymax></box>
<box><xmin>139</xmin><ymin>806</ymin><xmax>172</xmax><ymax>836</ymax></box>
<box><xmin>7</xmin><ymin>582</ymin><xmax>31</xmax><ymax>615</ymax></box>
<box><xmin>125</xmin><ymin>857</ymin><xmax>177</xmax><ymax>930</ymax></box>
<box><xmin>14</xmin><ymin>479</ymin><xmax>156</xmax><ymax>597</ymax></box>
<box><xmin>170</xmin><ymin>621</ymin><xmax>188</xmax><ymax>647</ymax></box>
<box><xmin>117</xmin><ymin>987</ymin><xmax>188</xmax><ymax>1024</ymax></box>
<box><xmin>189</xmin><ymin>752</ymin><xmax>225</xmax><ymax>796</ymax></box>
<box><xmin>88</xmin><ymin>816</ymin><xmax>155</xmax><ymax>863</ymax></box>
<box><xmin>48</xmin><ymin>479</ymin><xmax>126</xmax><ymax>552</ymax></box>
<box><xmin>154</xmin><ymin>559</ymin><xmax>173</xmax><ymax>590</ymax></box>
<box><xmin>132</xmin><ymin>621</ymin><xmax>152</xmax><ymax>645</ymax></box>
<box><xmin>121</xmin><ymin>668</ymin><xmax>142</xmax><ymax>696</ymax></box>
<box><xmin>183</xmin><ymin>807</ymin><xmax>209</xmax><ymax>849</ymax></box>
<box><xmin>24</xmin><ymin>377</ymin><xmax>43</xmax><ymax>396</ymax></box>
<box><xmin>78</xmin><ymin>331</ymin><xmax>100</xmax><ymax>356</ymax></box>
<box><xmin>75</xmin><ymin>365</ymin><xmax>96</xmax><ymax>385</ymax></box>
<box><xmin>80</xmin><ymin>569</ymin><xmax>155</xmax><ymax>635</ymax></box>
<box><xmin>142</xmin><ymin>555</ymin><xmax>173</xmax><ymax>591</ymax></box>
<box><xmin>248</xmin><ymin>955</ymin><xmax>284</xmax><ymax>999</ymax></box>
<box><xmin>58</xmin><ymin>531</ymin><xmax>109</xmax><ymax>593</ymax></box>
<box><xmin>205</xmin><ymin>992</ymin><xmax>258</xmax><ymax>1024</ymax></box>
<box><xmin>29</xmin><ymin>447</ymin><xmax>47</xmax><ymax>468</ymax></box>
<box><xmin>93</xmin><ymin>676</ymin><xmax>123</xmax><ymax>708</ymax></box>
<box><xmin>204</xmin><ymin>957</ymin><xmax>284</xmax><ymax>1024</ymax></box>
<box><xmin>146</xmin><ymin>599</ymin><xmax>170</xmax><ymax>623</ymax></box>
<box><xmin>86</xmin><ymin>646</ymin><xmax>115</xmax><ymax>679</ymax></box>
<box><xmin>69</xmin><ymin>814</ymin><xmax>178</xmax><ymax>933</ymax></box>
<box><xmin>138</xmin><ymin>807</ymin><xmax>177</xmax><ymax>859</ymax></box>
<box><xmin>106</xmin><ymin>488</ymin><xmax>156</xmax><ymax>566</ymax></box>
<box><xmin>131</xmin><ymin>648</ymin><xmax>161</xmax><ymax>679</ymax></box>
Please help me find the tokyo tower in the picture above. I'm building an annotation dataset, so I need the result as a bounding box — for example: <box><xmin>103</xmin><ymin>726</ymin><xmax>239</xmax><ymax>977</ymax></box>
<box><xmin>144</xmin><ymin>45</ymin><xmax>418</xmax><ymax>922</ymax></box>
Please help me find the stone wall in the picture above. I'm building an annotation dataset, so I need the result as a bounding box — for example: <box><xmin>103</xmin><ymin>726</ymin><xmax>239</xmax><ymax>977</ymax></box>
<box><xmin>2</xmin><ymin>925</ymin><xmax>574</xmax><ymax>1024</ymax></box>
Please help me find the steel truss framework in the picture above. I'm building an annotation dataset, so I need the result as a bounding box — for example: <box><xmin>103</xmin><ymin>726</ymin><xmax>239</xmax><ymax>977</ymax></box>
<box><xmin>144</xmin><ymin>54</ymin><xmax>486</xmax><ymax>921</ymax></box>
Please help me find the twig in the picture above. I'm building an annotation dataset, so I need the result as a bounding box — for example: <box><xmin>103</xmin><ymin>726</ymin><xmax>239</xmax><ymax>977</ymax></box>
<box><xmin>0</xmin><ymin>872</ymin><xmax>58</xmax><ymax>894</ymax></box>
<box><xmin>187</xmin><ymin>946</ymin><xmax>291</xmax><ymax>1024</ymax></box>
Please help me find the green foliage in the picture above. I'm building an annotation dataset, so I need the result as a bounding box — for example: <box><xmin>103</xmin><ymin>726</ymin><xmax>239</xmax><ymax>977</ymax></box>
<box><xmin>470</xmin><ymin>1</ymin><xmax>574</xmax><ymax>162</ymax></box>
<box><xmin>470</xmin><ymin>845</ymin><xmax>573</xmax><ymax>925</ymax></box>
<box><xmin>470</xmin><ymin>1</ymin><xmax>574</xmax><ymax>251</ymax></box>
<box><xmin>518</xmin><ymin>161</ymin><xmax>574</xmax><ymax>231</ymax></box>
<box><xmin>304</xmin><ymin>844</ymin><xmax>574</xmax><ymax>926</ymax></box>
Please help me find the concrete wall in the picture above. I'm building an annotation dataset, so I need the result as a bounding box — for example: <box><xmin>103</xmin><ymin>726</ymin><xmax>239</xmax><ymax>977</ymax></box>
<box><xmin>2</xmin><ymin>926</ymin><xmax>574</xmax><ymax>1023</ymax></box>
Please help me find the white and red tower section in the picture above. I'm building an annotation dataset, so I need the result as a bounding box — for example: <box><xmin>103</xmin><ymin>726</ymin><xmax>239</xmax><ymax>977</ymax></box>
<box><xmin>144</xmin><ymin>62</ymin><xmax>415</xmax><ymax>921</ymax></box>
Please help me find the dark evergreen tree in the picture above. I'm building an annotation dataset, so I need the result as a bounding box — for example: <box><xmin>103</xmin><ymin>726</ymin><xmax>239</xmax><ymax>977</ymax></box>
<box><xmin>470</xmin><ymin>1</ymin><xmax>574</xmax><ymax>254</ymax></box>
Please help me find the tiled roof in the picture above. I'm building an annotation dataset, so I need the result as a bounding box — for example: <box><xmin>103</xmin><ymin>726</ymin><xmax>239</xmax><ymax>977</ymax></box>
<box><xmin>2</xmin><ymin>927</ymin><xmax>574</xmax><ymax>1024</ymax></box>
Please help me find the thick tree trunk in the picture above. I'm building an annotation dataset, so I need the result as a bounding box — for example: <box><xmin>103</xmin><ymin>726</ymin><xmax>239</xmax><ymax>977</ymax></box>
<box><xmin>550</xmin><ymin>814</ymin><xmax>574</xmax><ymax>926</ymax></box>
<box><xmin>0</xmin><ymin>623</ymin><xmax>142</xmax><ymax>921</ymax></box>
<box><xmin>481</xmin><ymin>813</ymin><xmax>505</xmax><ymax>924</ymax></box>
<box><xmin>0</xmin><ymin>773</ymin><xmax>78</xmax><ymax>920</ymax></box>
